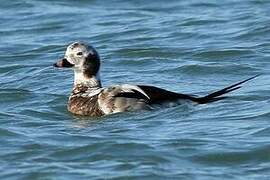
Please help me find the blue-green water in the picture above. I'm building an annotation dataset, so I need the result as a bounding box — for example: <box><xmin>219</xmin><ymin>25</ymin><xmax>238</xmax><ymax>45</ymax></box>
<box><xmin>1</xmin><ymin>0</ymin><xmax>270</xmax><ymax>179</ymax></box>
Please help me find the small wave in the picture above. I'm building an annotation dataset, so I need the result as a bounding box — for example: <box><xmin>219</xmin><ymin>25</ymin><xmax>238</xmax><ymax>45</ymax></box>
<box><xmin>160</xmin><ymin>63</ymin><xmax>257</xmax><ymax>76</ymax></box>
<box><xmin>194</xmin><ymin>49</ymin><xmax>254</xmax><ymax>59</ymax></box>
<box><xmin>179</xmin><ymin>19</ymin><xmax>227</xmax><ymax>27</ymax></box>
<box><xmin>236</xmin><ymin>25</ymin><xmax>270</xmax><ymax>40</ymax></box>
<box><xmin>192</xmin><ymin>145</ymin><xmax>270</xmax><ymax>165</ymax></box>
<box><xmin>0</xmin><ymin>128</ymin><xmax>19</xmax><ymax>137</ymax></box>
<box><xmin>0</xmin><ymin>88</ymin><xmax>32</xmax><ymax>104</ymax></box>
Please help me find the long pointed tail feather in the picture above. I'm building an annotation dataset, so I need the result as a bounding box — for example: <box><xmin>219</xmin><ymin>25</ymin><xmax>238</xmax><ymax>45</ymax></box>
<box><xmin>195</xmin><ymin>75</ymin><xmax>259</xmax><ymax>104</ymax></box>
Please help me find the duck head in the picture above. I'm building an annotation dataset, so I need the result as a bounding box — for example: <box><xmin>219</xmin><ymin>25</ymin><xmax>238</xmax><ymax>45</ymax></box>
<box><xmin>54</xmin><ymin>42</ymin><xmax>101</xmax><ymax>88</ymax></box>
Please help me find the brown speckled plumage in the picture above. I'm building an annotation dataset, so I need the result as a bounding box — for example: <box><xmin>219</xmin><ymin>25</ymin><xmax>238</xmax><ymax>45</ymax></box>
<box><xmin>67</xmin><ymin>84</ymin><xmax>104</xmax><ymax>116</ymax></box>
<box><xmin>68</xmin><ymin>95</ymin><xmax>104</xmax><ymax>116</ymax></box>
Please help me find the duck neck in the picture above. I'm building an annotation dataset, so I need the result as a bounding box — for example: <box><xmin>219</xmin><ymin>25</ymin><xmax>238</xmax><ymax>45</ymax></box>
<box><xmin>74</xmin><ymin>70</ymin><xmax>102</xmax><ymax>89</ymax></box>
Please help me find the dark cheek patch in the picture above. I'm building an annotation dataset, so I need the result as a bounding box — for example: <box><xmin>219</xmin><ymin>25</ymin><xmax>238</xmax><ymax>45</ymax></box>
<box><xmin>83</xmin><ymin>53</ymin><xmax>100</xmax><ymax>77</ymax></box>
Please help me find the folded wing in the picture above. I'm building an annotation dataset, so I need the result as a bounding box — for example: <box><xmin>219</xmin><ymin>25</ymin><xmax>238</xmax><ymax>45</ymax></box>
<box><xmin>114</xmin><ymin>75</ymin><xmax>259</xmax><ymax>104</ymax></box>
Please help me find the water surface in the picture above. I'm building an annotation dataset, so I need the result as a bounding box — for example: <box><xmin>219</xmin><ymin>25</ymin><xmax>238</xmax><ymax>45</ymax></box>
<box><xmin>1</xmin><ymin>0</ymin><xmax>270</xmax><ymax>179</ymax></box>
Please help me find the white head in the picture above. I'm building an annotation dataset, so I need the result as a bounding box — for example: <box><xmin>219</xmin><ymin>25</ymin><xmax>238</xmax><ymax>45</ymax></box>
<box><xmin>54</xmin><ymin>42</ymin><xmax>101</xmax><ymax>88</ymax></box>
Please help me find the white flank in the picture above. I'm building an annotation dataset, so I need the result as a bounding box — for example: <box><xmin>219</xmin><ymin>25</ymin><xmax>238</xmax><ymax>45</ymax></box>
<box><xmin>97</xmin><ymin>97</ymin><xmax>112</xmax><ymax>115</ymax></box>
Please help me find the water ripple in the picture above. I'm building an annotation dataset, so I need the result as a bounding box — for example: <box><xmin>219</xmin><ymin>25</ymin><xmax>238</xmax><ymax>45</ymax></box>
<box><xmin>193</xmin><ymin>145</ymin><xmax>270</xmax><ymax>165</ymax></box>
<box><xmin>0</xmin><ymin>0</ymin><xmax>269</xmax><ymax>179</ymax></box>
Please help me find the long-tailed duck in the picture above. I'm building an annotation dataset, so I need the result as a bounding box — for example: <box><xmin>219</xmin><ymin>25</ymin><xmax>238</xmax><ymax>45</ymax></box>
<box><xmin>54</xmin><ymin>42</ymin><xmax>258</xmax><ymax>117</ymax></box>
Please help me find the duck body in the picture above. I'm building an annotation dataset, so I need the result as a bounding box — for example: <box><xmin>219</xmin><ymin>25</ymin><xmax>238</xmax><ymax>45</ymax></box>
<box><xmin>54</xmin><ymin>42</ymin><xmax>258</xmax><ymax>117</ymax></box>
<box><xmin>67</xmin><ymin>83</ymin><xmax>178</xmax><ymax>116</ymax></box>
<box><xmin>67</xmin><ymin>84</ymin><xmax>150</xmax><ymax>116</ymax></box>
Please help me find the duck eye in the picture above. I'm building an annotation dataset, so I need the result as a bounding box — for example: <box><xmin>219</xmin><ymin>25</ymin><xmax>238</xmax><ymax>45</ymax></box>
<box><xmin>76</xmin><ymin>52</ymin><xmax>83</xmax><ymax>56</ymax></box>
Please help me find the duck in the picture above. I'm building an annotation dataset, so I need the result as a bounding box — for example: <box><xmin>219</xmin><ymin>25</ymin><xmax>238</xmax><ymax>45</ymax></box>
<box><xmin>53</xmin><ymin>42</ymin><xmax>258</xmax><ymax>117</ymax></box>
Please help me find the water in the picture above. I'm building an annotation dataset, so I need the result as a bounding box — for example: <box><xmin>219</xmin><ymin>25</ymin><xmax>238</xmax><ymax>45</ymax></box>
<box><xmin>1</xmin><ymin>0</ymin><xmax>270</xmax><ymax>179</ymax></box>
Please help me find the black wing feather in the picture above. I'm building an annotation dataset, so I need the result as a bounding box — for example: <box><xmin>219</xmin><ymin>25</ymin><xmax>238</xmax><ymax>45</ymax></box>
<box><xmin>113</xmin><ymin>89</ymin><xmax>149</xmax><ymax>100</ymax></box>
<box><xmin>113</xmin><ymin>75</ymin><xmax>259</xmax><ymax>105</ymax></box>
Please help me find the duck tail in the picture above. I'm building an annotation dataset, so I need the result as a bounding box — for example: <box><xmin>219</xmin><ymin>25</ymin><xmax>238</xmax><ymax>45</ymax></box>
<box><xmin>195</xmin><ymin>75</ymin><xmax>259</xmax><ymax>104</ymax></box>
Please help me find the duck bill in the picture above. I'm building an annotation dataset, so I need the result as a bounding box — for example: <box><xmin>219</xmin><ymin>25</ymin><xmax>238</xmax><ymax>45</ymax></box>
<box><xmin>53</xmin><ymin>58</ymin><xmax>74</xmax><ymax>68</ymax></box>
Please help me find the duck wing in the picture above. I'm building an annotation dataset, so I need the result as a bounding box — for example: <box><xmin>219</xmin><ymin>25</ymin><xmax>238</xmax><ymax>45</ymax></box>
<box><xmin>115</xmin><ymin>75</ymin><xmax>259</xmax><ymax>104</ymax></box>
